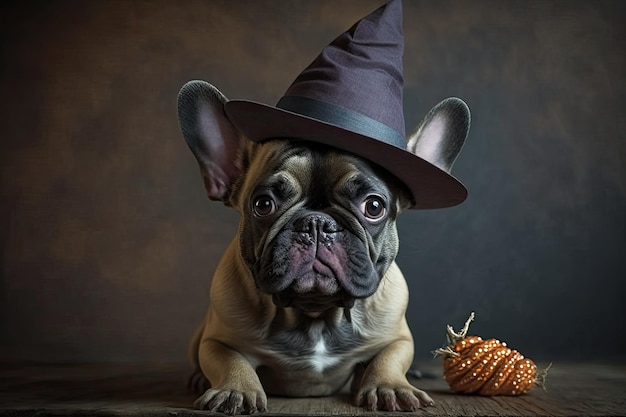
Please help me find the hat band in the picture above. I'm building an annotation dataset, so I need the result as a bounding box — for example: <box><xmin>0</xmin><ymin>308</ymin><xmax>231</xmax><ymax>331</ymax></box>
<box><xmin>277</xmin><ymin>96</ymin><xmax>405</xmax><ymax>149</ymax></box>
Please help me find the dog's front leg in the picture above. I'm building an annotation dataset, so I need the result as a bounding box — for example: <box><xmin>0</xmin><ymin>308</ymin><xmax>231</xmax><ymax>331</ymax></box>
<box><xmin>353</xmin><ymin>338</ymin><xmax>435</xmax><ymax>412</ymax></box>
<box><xmin>194</xmin><ymin>337</ymin><xmax>267</xmax><ymax>415</ymax></box>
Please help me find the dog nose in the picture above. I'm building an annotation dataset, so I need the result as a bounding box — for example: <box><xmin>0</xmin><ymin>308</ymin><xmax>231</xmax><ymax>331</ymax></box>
<box><xmin>294</xmin><ymin>213</ymin><xmax>341</xmax><ymax>241</ymax></box>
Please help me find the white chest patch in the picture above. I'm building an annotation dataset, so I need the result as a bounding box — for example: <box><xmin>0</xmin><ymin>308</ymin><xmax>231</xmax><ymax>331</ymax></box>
<box><xmin>309</xmin><ymin>339</ymin><xmax>340</xmax><ymax>372</ymax></box>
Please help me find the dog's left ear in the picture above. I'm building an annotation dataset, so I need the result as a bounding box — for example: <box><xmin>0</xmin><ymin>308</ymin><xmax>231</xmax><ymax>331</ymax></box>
<box><xmin>177</xmin><ymin>80</ymin><xmax>243</xmax><ymax>203</ymax></box>
<box><xmin>406</xmin><ymin>98</ymin><xmax>470</xmax><ymax>173</ymax></box>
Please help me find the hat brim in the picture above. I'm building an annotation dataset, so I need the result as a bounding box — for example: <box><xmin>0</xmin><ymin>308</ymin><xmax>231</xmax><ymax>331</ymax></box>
<box><xmin>224</xmin><ymin>100</ymin><xmax>467</xmax><ymax>210</ymax></box>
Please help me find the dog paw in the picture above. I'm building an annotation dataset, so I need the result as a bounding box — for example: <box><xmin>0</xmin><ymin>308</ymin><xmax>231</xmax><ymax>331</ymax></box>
<box><xmin>194</xmin><ymin>387</ymin><xmax>267</xmax><ymax>415</ymax></box>
<box><xmin>354</xmin><ymin>383</ymin><xmax>435</xmax><ymax>412</ymax></box>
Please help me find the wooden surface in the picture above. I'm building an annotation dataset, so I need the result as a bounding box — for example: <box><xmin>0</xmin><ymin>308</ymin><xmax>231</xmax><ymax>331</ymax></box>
<box><xmin>0</xmin><ymin>361</ymin><xmax>624</xmax><ymax>416</ymax></box>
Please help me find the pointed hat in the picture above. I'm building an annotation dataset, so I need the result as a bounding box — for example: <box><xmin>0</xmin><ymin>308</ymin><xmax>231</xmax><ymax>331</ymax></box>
<box><xmin>224</xmin><ymin>0</ymin><xmax>467</xmax><ymax>209</ymax></box>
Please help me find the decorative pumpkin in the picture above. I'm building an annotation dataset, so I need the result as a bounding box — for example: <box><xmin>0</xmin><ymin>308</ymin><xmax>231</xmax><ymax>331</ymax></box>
<box><xmin>433</xmin><ymin>312</ymin><xmax>550</xmax><ymax>396</ymax></box>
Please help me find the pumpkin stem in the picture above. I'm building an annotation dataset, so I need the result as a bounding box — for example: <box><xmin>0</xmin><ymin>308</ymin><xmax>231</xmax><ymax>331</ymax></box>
<box><xmin>432</xmin><ymin>345</ymin><xmax>458</xmax><ymax>358</ymax></box>
<box><xmin>432</xmin><ymin>312</ymin><xmax>475</xmax><ymax>358</ymax></box>
<box><xmin>447</xmin><ymin>311</ymin><xmax>475</xmax><ymax>343</ymax></box>
<box><xmin>535</xmin><ymin>362</ymin><xmax>552</xmax><ymax>390</ymax></box>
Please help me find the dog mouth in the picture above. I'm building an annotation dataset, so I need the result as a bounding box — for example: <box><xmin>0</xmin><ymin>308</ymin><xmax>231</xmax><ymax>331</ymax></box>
<box><xmin>272</xmin><ymin>290</ymin><xmax>356</xmax><ymax>317</ymax></box>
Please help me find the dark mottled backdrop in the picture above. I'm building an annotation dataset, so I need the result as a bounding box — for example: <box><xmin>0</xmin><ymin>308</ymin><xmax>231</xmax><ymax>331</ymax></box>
<box><xmin>1</xmin><ymin>1</ymin><xmax>624</xmax><ymax>363</ymax></box>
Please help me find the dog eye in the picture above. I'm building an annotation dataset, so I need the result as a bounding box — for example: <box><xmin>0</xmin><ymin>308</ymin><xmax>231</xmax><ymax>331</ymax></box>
<box><xmin>361</xmin><ymin>195</ymin><xmax>386</xmax><ymax>221</ymax></box>
<box><xmin>252</xmin><ymin>195</ymin><xmax>276</xmax><ymax>217</ymax></box>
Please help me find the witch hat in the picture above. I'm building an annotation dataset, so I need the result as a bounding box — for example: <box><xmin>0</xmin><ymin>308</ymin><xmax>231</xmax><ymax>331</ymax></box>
<box><xmin>224</xmin><ymin>0</ymin><xmax>469</xmax><ymax>209</ymax></box>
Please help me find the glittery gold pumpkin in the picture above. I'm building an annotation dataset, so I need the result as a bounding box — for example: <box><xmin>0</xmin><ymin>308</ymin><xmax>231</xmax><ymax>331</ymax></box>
<box><xmin>433</xmin><ymin>313</ymin><xmax>550</xmax><ymax>396</ymax></box>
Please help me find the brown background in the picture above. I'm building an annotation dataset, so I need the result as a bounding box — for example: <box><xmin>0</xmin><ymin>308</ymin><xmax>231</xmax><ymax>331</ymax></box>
<box><xmin>1</xmin><ymin>0</ymin><xmax>624</xmax><ymax>364</ymax></box>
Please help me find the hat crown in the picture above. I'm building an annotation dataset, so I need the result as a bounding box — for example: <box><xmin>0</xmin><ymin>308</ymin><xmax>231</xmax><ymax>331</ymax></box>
<box><xmin>279</xmin><ymin>0</ymin><xmax>405</xmax><ymax>142</ymax></box>
<box><xmin>219</xmin><ymin>0</ymin><xmax>469</xmax><ymax>209</ymax></box>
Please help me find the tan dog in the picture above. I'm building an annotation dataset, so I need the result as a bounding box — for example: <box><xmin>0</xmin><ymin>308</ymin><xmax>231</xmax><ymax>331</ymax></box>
<box><xmin>177</xmin><ymin>80</ymin><xmax>469</xmax><ymax>414</ymax></box>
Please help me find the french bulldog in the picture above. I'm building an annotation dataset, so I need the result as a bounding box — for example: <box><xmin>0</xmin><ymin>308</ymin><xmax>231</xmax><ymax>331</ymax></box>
<box><xmin>177</xmin><ymin>80</ymin><xmax>469</xmax><ymax>415</ymax></box>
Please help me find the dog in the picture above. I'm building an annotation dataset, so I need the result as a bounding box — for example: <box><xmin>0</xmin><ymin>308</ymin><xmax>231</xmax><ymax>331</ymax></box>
<box><xmin>176</xmin><ymin>1</ymin><xmax>469</xmax><ymax>414</ymax></box>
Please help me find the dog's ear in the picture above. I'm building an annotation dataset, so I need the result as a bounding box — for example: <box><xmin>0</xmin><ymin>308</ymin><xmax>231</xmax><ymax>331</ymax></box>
<box><xmin>177</xmin><ymin>80</ymin><xmax>243</xmax><ymax>202</ymax></box>
<box><xmin>406</xmin><ymin>98</ymin><xmax>470</xmax><ymax>173</ymax></box>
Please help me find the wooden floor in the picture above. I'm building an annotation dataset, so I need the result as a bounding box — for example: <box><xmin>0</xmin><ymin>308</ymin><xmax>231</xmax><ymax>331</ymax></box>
<box><xmin>0</xmin><ymin>361</ymin><xmax>624</xmax><ymax>416</ymax></box>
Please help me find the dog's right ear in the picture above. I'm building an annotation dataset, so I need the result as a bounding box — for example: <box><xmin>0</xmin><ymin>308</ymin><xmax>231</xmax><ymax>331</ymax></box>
<box><xmin>177</xmin><ymin>80</ymin><xmax>243</xmax><ymax>202</ymax></box>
